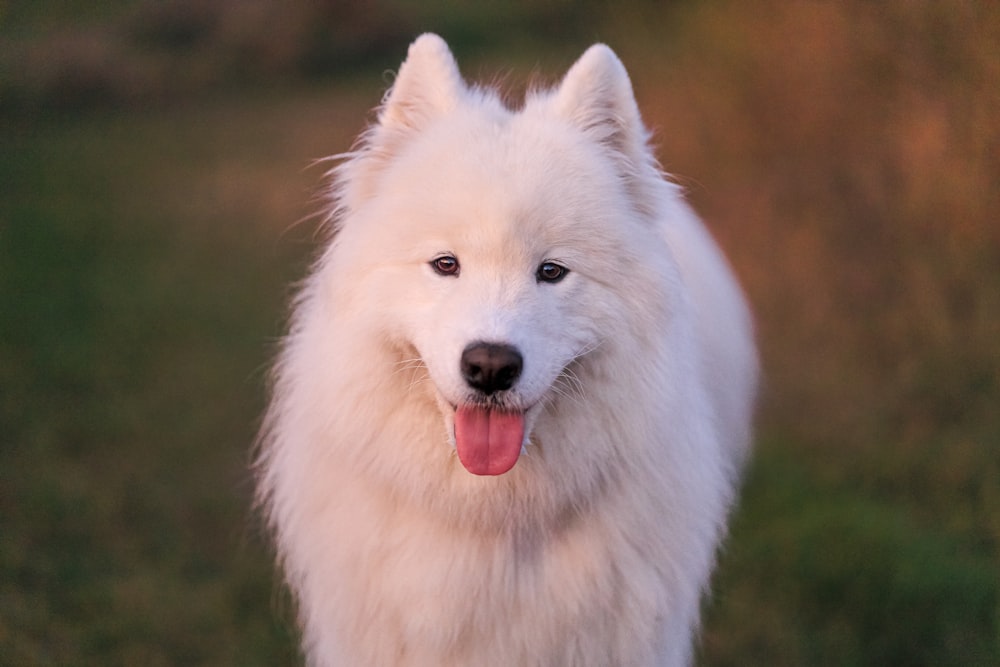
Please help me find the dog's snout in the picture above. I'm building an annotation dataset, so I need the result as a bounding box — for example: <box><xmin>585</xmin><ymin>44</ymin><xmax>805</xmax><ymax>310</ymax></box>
<box><xmin>461</xmin><ymin>342</ymin><xmax>523</xmax><ymax>395</ymax></box>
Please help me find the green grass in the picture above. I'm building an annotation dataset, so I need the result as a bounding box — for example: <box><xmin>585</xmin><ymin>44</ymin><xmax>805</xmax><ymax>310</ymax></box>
<box><xmin>2</xmin><ymin>1</ymin><xmax>998</xmax><ymax>664</ymax></box>
<box><xmin>0</xmin><ymin>96</ymin><xmax>331</xmax><ymax>664</ymax></box>
<box><xmin>701</xmin><ymin>445</ymin><xmax>998</xmax><ymax>666</ymax></box>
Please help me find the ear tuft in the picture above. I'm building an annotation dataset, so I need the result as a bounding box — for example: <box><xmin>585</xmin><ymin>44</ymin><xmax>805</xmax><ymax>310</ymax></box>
<box><xmin>379</xmin><ymin>33</ymin><xmax>464</xmax><ymax>130</ymax></box>
<box><xmin>553</xmin><ymin>44</ymin><xmax>665</xmax><ymax>218</ymax></box>
<box><xmin>554</xmin><ymin>44</ymin><xmax>646</xmax><ymax>158</ymax></box>
<box><xmin>329</xmin><ymin>34</ymin><xmax>464</xmax><ymax>218</ymax></box>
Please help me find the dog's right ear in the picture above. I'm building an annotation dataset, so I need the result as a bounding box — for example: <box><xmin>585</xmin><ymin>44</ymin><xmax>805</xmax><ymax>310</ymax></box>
<box><xmin>329</xmin><ymin>34</ymin><xmax>463</xmax><ymax>220</ymax></box>
<box><xmin>379</xmin><ymin>33</ymin><xmax>463</xmax><ymax>131</ymax></box>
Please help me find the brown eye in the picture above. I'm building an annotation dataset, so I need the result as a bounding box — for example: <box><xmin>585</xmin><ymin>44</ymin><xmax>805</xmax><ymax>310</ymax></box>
<box><xmin>536</xmin><ymin>261</ymin><xmax>568</xmax><ymax>284</ymax></box>
<box><xmin>431</xmin><ymin>255</ymin><xmax>460</xmax><ymax>276</ymax></box>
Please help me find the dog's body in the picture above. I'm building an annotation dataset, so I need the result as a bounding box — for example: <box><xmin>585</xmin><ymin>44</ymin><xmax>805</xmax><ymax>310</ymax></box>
<box><xmin>257</xmin><ymin>34</ymin><xmax>757</xmax><ymax>666</ymax></box>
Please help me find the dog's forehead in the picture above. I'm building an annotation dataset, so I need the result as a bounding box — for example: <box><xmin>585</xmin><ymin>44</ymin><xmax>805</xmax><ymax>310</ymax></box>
<box><xmin>369</xmin><ymin>102</ymin><xmax>635</xmax><ymax>261</ymax></box>
<box><xmin>400</xmin><ymin>103</ymin><xmax>587</xmax><ymax>173</ymax></box>
<box><xmin>401</xmin><ymin>115</ymin><xmax>615</xmax><ymax>210</ymax></box>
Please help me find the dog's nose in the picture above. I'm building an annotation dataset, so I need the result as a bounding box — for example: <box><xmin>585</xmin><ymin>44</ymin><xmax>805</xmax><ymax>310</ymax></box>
<box><xmin>461</xmin><ymin>342</ymin><xmax>523</xmax><ymax>395</ymax></box>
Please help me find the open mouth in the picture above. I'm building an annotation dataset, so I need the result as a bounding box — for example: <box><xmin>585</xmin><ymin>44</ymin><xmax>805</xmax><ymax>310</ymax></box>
<box><xmin>453</xmin><ymin>404</ymin><xmax>526</xmax><ymax>476</ymax></box>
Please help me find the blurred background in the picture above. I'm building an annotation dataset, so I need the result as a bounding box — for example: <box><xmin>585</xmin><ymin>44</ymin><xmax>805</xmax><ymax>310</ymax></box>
<box><xmin>2</xmin><ymin>1</ymin><xmax>997</xmax><ymax>664</ymax></box>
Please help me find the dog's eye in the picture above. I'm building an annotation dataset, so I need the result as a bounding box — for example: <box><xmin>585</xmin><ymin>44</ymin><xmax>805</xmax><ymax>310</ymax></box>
<box><xmin>536</xmin><ymin>261</ymin><xmax>569</xmax><ymax>284</ymax></box>
<box><xmin>431</xmin><ymin>255</ymin><xmax>460</xmax><ymax>277</ymax></box>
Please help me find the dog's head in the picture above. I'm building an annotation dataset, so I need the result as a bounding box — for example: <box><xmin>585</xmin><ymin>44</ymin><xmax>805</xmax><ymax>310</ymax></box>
<box><xmin>326</xmin><ymin>35</ymin><xmax>678</xmax><ymax>475</ymax></box>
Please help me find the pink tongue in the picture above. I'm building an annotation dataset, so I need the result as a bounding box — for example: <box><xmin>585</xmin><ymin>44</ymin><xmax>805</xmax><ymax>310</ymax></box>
<box><xmin>454</xmin><ymin>406</ymin><xmax>525</xmax><ymax>476</ymax></box>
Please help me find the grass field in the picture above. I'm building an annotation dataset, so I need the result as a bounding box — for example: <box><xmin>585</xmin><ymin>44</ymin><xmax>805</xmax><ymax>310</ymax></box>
<box><xmin>2</xmin><ymin>1</ymin><xmax>998</xmax><ymax>664</ymax></box>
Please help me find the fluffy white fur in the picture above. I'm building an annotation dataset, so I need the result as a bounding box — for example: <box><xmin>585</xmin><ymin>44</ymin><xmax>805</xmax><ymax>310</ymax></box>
<box><xmin>256</xmin><ymin>34</ymin><xmax>758</xmax><ymax>666</ymax></box>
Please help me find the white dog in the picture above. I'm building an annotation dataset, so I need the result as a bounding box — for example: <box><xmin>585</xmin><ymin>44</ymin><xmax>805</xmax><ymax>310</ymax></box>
<box><xmin>256</xmin><ymin>33</ymin><xmax>758</xmax><ymax>666</ymax></box>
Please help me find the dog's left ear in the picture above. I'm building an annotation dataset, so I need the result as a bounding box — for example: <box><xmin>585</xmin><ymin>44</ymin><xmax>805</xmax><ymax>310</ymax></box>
<box><xmin>553</xmin><ymin>45</ymin><xmax>665</xmax><ymax>216</ymax></box>
<box><xmin>554</xmin><ymin>44</ymin><xmax>649</xmax><ymax>166</ymax></box>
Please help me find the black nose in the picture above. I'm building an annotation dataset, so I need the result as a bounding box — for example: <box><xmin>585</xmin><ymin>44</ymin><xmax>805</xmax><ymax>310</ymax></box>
<box><xmin>461</xmin><ymin>342</ymin><xmax>523</xmax><ymax>395</ymax></box>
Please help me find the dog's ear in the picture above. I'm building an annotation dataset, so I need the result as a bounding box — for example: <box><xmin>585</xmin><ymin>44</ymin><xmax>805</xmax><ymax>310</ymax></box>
<box><xmin>553</xmin><ymin>45</ymin><xmax>666</xmax><ymax>217</ymax></box>
<box><xmin>554</xmin><ymin>44</ymin><xmax>648</xmax><ymax>163</ymax></box>
<box><xmin>379</xmin><ymin>33</ymin><xmax>463</xmax><ymax>131</ymax></box>
<box><xmin>329</xmin><ymin>34</ymin><xmax>462</xmax><ymax>220</ymax></box>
